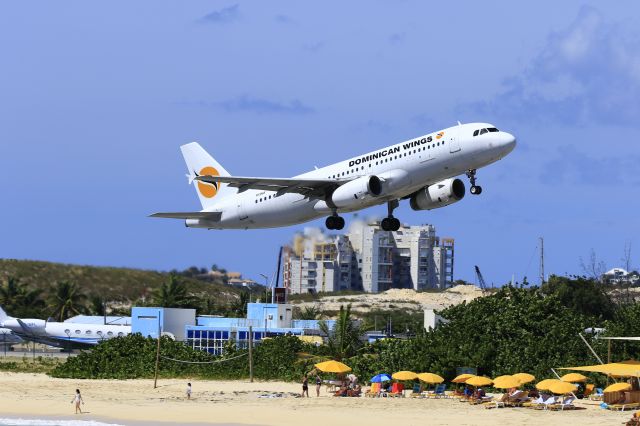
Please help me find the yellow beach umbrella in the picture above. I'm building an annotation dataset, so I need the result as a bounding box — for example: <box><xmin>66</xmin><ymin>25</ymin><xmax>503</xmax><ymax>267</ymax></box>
<box><xmin>314</xmin><ymin>360</ymin><xmax>351</xmax><ymax>374</ymax></box>
<box><xmin>535</xmin><ymin>379</ymin><xmax>561</xmax><ymax>391</ymax></box>
<box><xmin>466</xmin><ymin>376</ymin><xmax>493</xmax><ymax>387</ymax></box>
<box><xmin>452</xmin><ymin>373</ymin><xmax>475</xmax><ymax>383</ymax></box>
<box><xmin>493</xmin><ymin>375</ymin><xmax>512</xmax><ymax>382</ymax></box>
<box><xmin>392</xmin><ymin>371</ymin><xmax>418</xmax><ymax>381</ymax></box>
<box><xmin>561</xmin><ymin>373</ymin><xmax>588</xmax><ymax>383</ymax></box>
<box><xmin>513</xmin><ymin>373</ymin><xmax>535</xmax><ymax>384</ymax></box>
<box><xmin>548</xmin><ymin>381</ymin><xmax>576</xmax><ymax>395</ymax></box>
<box><xmin>604</xmin><ymin>382</ymin><xmax>632</xmax><ymax>393</ymax></box>
<box><xmin>493</xmin><ymin>376</ymin><xmax>522</xmax><ymax>389</ymax></box>
<box><xmin>417</xmin><ymin>373</ymin><xmax>444</xmax><ymax>384</ymax></box>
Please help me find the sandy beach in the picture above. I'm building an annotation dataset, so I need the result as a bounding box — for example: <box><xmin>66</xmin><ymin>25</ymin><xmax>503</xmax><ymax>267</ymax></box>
<box><xmin>0</xmin><ymin>372</ymin><xmax>633</xmax><ymax>425</ymax></box>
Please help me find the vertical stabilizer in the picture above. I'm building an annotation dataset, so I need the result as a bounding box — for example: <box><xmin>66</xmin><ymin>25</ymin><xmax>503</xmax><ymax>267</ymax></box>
<box><xmin>0</xmin><ymin>306</ymin><xmax>10</xmax><ymax>324</ymax></box>
<box><xmin>180</xmin><ymin>142</ymin><xmax>234</xmax><ymax>209</ymax></box>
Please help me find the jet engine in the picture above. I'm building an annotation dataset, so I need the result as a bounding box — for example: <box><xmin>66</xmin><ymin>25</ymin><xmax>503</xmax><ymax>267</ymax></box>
<box><xmin>409</xmin><ymin>178</ymin><xmax>465</xmax><ymax>211</ymax></box>
<box><xmin>330</xmin><ymin>175</ymin><xmax>382</xmax><ymax>208</ymax></box>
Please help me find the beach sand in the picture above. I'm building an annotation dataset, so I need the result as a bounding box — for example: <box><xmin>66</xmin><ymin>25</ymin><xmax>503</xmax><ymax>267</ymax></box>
<box><xmin>0</xmin><ymin>372</ymin><xmax>632</xmax><ymax>425</ymax></box>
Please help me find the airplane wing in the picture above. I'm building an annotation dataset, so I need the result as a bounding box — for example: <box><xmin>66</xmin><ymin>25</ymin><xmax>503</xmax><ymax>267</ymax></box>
<box><xmin>13</xmin><ymin>319</ymin><xmax>66</xmax><ymax>348</ymax></box>
<box><xmin>194</xmin><ymin>175</ymin><xmax>339</xmax><ymax>197</ymax></box>
<box><xmin>149</xmin><ymin>212</ymin><xmax>223</xmax><ymax>220</ymax></box>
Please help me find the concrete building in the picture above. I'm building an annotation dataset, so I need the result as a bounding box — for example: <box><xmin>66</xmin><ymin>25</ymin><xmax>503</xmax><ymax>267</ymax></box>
<box><xmin>129</xmin><ymin>303</ymin><xmax>336</xmax><ymax>356</ymax></box>
<box><xmin>283</xmin><ymin>221</ymin><xmax>454</xmax><ymax>294</ymax></box>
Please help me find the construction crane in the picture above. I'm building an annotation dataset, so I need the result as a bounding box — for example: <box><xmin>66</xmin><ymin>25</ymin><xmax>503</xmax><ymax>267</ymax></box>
<box><xmin>474</xmin><ymin>265</ymin><xmax>487</xmax><ymax>290</ymax></box>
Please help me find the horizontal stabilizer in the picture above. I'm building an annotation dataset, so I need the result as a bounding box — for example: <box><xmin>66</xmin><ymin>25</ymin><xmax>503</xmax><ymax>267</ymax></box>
<box><xmin>149</xmin><ymin>212</ymin><xmax>222</xmax><ymax>221</ymax></box>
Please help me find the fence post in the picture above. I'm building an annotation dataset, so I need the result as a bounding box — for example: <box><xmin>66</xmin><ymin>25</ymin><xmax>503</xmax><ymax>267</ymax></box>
<box><xmin>248</xmin><ymin>326</ymin><xmax>254</xmax><ymax>383</ymax></box>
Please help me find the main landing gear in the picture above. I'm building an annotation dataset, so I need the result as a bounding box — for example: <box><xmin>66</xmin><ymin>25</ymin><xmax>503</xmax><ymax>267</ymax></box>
<box><xmin>381</xmin><ymin>200</ymin><xmax>401</xmax><ymax>232</ymax></box>
<box><xmin>466</xmin><ymin>169</ymin><xmax>483</xmax><ymax>195</ymax></box>
<box><xmin>325</xmin><ymin>214</ymin><xmax>345</xmax><ymax>230</ymax></box>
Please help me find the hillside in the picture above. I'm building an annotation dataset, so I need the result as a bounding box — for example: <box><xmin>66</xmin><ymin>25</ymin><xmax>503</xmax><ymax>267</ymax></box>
<box><xmin>291</xmin><ymin>285</ymin><xmax>487</xmax><ymax>315</ymax></box>
<box><xmin>0</xmin><ymin>259</ymin><xmax>244</xmax><ymax>308</ymax></box>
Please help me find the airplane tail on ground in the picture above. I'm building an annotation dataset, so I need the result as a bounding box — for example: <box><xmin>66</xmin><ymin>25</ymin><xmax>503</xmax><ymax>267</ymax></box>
<box><xmin>180</xmin><ymin>142</ymin><xmax>235</xmax><ymax>209</ymax></box>
<box><xmin>0</xmin><ymin>306</ymin><xmax>10</xmax><ymax>324</ymax></box>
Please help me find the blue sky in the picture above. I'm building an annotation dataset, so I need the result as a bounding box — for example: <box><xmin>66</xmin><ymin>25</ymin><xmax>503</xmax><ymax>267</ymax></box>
<box><xmin>1</xmin><ymin>1</ymin><xmax>638</xmax><ymax>287</ymax></box>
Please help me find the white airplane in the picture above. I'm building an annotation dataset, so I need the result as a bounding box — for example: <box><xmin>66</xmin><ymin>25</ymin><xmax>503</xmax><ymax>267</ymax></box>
<box><xmin>151</xmin><ymin>122</ymin><xmax>516</xmax><ymax>231</ymax></box>
<box><xmin>0</xmin><ymin>306</ymin><xmax>131</xmax><ymax>349</ymax></box>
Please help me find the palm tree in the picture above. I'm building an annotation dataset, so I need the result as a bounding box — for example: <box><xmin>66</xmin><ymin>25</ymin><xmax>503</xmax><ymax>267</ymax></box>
<box><xmin>48</xmin><ymin>281</ymin><xmax>87</xmax><ymax>321</ymax></box>
<box><xmin>89</xmin><ymin>294</ymin><xmax>106</xmax><ymax>316</ymax></box>
<box><xmin>0</xmin><ymin>276</ymin><xmax>44</xmax><ymax>317</ymax></box>
<box><xmin>319</xmin><ymin>304</ymin><xmax>362</xmax><ymax>360</ymax></box>
<box><xmin>298</xmin><ymin>306</ymin><xmax>322</xmax><ymax>320</ymax></box>
<box><xmin>152</xmin><ymin>274</ymin><xmax>193</xmax><ymax>308</ymax></box>
<box><xmin>229</xmin><ymin>291</ymin><xmax>250</xmax><ymax>317</ymax></box>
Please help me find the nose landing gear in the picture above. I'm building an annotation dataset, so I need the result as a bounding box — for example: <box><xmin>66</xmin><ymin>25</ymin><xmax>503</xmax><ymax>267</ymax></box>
<box><xmin>466</xmin><ymin>169</ymin><xmax>483</xmax><ymax>195</ymax></box>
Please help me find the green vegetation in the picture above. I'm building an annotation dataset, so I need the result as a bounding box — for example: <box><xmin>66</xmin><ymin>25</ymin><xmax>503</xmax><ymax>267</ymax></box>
<box><xmin>0</xmin><ymin>259</ymin><xmax>258</xmax><ymax>319</ymax></box>
<box><xmin>34</xmin><ymin>275</ymin><xmax>640</xmax><ymax>386</ymax></box>
<box><xmin>50</xmin><ymin>334</ymin><xmax>314</xmax><ymax>381</ymax></box>
<box><xmin>0</xmin><ymin>356</ymin><xmax>63</xmax><ymax>374</ymax></box>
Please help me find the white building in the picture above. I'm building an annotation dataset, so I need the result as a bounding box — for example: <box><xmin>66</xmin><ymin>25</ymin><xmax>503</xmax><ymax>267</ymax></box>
<box><xmin>283</xmin><ymin>220</ymin><xmax>454</xmax><ymax>294</ymax></box>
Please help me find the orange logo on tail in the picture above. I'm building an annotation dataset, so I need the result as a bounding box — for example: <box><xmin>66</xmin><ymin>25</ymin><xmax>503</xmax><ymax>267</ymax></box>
<box><xmin>197</xmin><ymin>166</ymin><xmax>220</xmax><ymax>198</ymax></box>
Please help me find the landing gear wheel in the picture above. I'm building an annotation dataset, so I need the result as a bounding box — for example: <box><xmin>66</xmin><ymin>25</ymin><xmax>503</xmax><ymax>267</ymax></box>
<box><xmin>325</xmin><ymin>215</ymin><xmax>345</xmax><ymax>230</ymax></box>
<box><xmin>470</xmin><ymin>185</ymin><xmax>483</xmax><ymax>195</ymax></box>
<box><xmin>466</xmin><ymin>169</ymin><xmax>482</xmax><ymax>195</ymax></box>
<box><xmin>381</xmin><ymin>217</ymin><xmax>401</xmax><ymax>231</ymax></box>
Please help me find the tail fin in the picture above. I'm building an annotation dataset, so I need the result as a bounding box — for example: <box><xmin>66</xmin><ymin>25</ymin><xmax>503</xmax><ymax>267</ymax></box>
<box><xmin>180</xmin><ymin>142</ymin><xmax>235</xmax><ymax>209</ymax></box>
<box><xmin>0</xmin><ymin>306</ymin><xmax>9</xmax><ymax>324</ymax></box>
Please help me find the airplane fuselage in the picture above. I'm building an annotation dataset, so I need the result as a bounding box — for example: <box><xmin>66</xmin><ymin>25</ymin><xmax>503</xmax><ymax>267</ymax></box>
<box><xmin>193</xmin><ymin>122</ymin><xmax>516</xmax><ymax>229</ymax></box>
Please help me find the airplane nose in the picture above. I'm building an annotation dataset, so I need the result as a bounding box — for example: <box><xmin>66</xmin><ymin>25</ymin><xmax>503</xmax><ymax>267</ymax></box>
<box><xmin>501</xmin><ymin>132</ymin><xmax>516</xmax><ymax>154</ymax></box>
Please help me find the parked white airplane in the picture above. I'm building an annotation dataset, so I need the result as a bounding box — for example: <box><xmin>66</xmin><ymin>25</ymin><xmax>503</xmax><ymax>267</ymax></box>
<box><xmin>0</xmin><ymin>306</ymin><xmax>131</xmax><ymax>348</ymax></box>
<box><xmin>151</xmin><ymin>122</ymin><xmax>516</xmax><ymax>231</ymax></box>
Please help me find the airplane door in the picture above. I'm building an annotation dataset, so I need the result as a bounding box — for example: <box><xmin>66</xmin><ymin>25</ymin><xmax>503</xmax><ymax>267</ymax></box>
<box><xmin>449</xmin><ymin>131</ymin><xmax>461</xmax><ymax>153</ymax></box>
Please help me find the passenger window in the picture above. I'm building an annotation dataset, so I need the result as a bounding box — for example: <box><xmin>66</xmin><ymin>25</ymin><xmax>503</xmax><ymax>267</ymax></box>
<box><xmin>480</xmin><ymin>128</ymin><xmax>488</xmax><ymax>135</ymax></box>
<box><xmin>473</xmin><ymin>130</ymin><xmax>479</xmax><ymax>137</ymax></box>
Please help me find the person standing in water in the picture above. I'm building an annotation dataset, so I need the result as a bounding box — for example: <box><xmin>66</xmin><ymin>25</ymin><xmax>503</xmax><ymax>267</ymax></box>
<box><xmin>71</xmin><ymin>389</ymin><xmax>84</xmax><ymax>414</ymax></box>
<box><xmin>186</xmin><ymin>382</ymin><xmax>192</xmax><ymax>400</ymax></box>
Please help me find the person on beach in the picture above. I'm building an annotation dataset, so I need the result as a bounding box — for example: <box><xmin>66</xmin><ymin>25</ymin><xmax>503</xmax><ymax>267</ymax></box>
<box><xmin>71</xmin><ymin>389</ymin><xmax>84</xmax><ymax>414</ymax></box>
<box><xmin>186</xmin><ymin>382</ymin><xmax>192</xmax><ymax>400</ymax></box>
<box><xmin>315</xmin><ymin>375</ymin><xmax>322</xmax><ymax>397</ymax></box>
<box><xmin>302</xmin><ymin>375</ymin><xmax>309</xmax><ymax>397</ymax></box>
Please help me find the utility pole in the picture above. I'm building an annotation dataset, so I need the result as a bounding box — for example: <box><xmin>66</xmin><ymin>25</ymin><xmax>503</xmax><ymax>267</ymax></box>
<box><xmin>539</xmin><ymin>237</ymin><xmax>545</xmax><ymax>285</ymax></box>
<box><xmin>153</xmin><ymin>312</ymin><xmax>161</xmax><ymax>389</ymax></box>
<box><xmin>248</xmin><ymin>326</ymin><xmax>254</xmax><ymax>383</ymax></box>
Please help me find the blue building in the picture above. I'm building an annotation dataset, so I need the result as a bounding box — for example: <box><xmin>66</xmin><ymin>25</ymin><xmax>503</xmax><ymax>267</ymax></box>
<box><xmin>185</xmin><ymin>303</ymin><xmax>335</xmax><ymax>355</ymax></box>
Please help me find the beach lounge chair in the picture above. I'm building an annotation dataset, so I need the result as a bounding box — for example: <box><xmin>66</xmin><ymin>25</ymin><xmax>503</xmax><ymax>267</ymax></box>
<box><xmin>365</xmin><ymin>383</ymin><xmax>381</xmax><ymax>398</ymax></box>
<box><xmin>589</xmin><ymin>387</ymin><xmax>604</xmax><ymax>401</ymax></box>
<box><xmin>531</xmin><ymin>395</ymin><xmax>557</xmax><ymax>410</ymax></box>
<box><xmin>425</xmin><ymin>384</ymin><xmax>447</xmax><ymax>399</ymax></box>
<box><xmin>523</xmin><ymin>395</ymin><xmax>545</xmax><ymax>408</ymax></box>
<box><xmin>607</xmin><ymin>402</ymin><xmax>640</xmax><ymax>412</ymax></box>
<box><xmin>410</xmin><ymin>383</ymin><xmax>423</xmax><ymax>398</ymax></box>
<box><xmin>549</xmin><ymin>396</ymin><xmax>576</xmax><ymax>411</ymax></box>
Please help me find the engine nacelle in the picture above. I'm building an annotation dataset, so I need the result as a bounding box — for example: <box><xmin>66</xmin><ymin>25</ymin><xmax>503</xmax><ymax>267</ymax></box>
<box><xmin>409</xmin><ymin>178</ymin><xmax>465</xmax><ymax>211</ymax></box>
<box><xmin>331</xmin><ymin>175</ymin><xmax>382</xmax><ymax>208</ymax></box>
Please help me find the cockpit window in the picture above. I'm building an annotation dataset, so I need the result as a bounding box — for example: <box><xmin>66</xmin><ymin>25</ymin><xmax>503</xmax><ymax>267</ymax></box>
<box><xmin>474</xmin><ymin>127</ymin><xmax>500</xmax><ymax>136</ymax></box>
<box><xmin>479</xmin><ymin>128</ymin><xmax>488</xmax><ymax>135</ymax></box>
<box><xmin>487</xmin><ymin>127</ymin><xmax>499</xmax><ymax>132</ymax></box>
<box><xmin>473</xmin><ymin>130</ymin><xmax>479</xmax><ymax>137</ymax></box>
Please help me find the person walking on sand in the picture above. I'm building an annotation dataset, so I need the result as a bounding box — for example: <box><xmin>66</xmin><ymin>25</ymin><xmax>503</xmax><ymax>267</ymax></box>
<box><xmin>315</xmin><ymin>375</ymin><xmax>322</xmax><ymax>397</ymax></box>
<box><xmin>71</xmin><ymin>389</ymin><xmax>84</xmax><ymax>414</ymax></box>
<box><xmin>186</xmin><ymin>382</ymin><xmax>192</xmax><ymax>400</ymax></box>
<box><xmin>302</xmin><ymin>375</ymin><xmax>309</xmax><ymax>397</ymax></box>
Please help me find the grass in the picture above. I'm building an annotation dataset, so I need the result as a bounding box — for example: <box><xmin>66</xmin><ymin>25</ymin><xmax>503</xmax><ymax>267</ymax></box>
<box><xmin>0</xmin><ymin>356</ymin><xmax>63</xmax><ymax>374</ymax></box>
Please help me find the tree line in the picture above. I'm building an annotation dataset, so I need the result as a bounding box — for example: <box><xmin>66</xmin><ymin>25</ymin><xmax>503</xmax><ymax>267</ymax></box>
<box><xmin>0</xmin><ymin>273</ymin><xmax>256</xmax><ymax>321</ymax></box>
